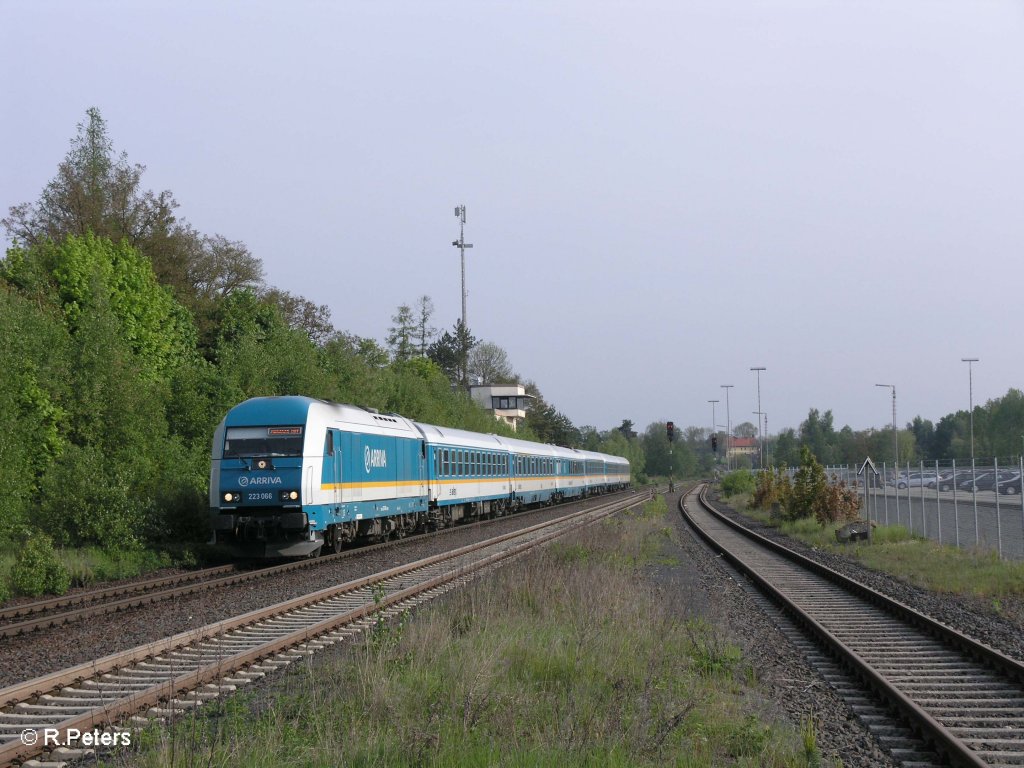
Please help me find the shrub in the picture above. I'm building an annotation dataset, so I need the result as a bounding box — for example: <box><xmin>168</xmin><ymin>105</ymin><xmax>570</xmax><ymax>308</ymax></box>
<box><xmin>10</xmin><ymin>533</ymin><xmax>71</xmax><ymax>597</ymax></box>
<box><xmin>720</xmin><ymin>469</ymin><xmax>756</xmax><ymax>497</ymax></box>
<box><xmin>813</xmin><ymin>476</ymin><xmax>861</xmax><ymax>526</ymax></box>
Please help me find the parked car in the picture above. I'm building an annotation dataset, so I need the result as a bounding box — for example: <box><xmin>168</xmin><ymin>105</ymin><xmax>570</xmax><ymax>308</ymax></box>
<box><xmin>897</xmin><ymin>472</ymin><xmax>940</xmax><ymax>489</ymax></box>
<box><xmin>938</xmin><ymin>469</ymin><xmax>975</xmax><ymax>492</ymax></box>
<box><xmin>997</xmin><ymin>471</ymin><xmax>1022</xmax><ymax>495</ymax></box>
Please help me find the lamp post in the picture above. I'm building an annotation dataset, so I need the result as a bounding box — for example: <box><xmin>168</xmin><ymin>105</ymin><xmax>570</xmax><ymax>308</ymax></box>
<box><xmin>875</xmin><ymin>384</ymin><xmax>897</xmax><ymax>469</ymax></box>
<box><xmin>962</xmin><ymin>358</ymin><xmax>978</xmax><ymax>466</ymax></box>
<box><xmin>708</xmin><ymin>399</ymin><xmax>719</xmax><ymax>461</ymax></box>
<box><xmin>753</xmin><ymin>411</ymin><xmax>764</xmax><ymax>469</ymax></box>
<box><xmin>962</xmin><ymin>357</ymin><xmax>979</xmax><ymax>544</ymax></box>
<box><xmin>750</xmin><ymin>367</ymin><xmax>766</xmax><ymax>467</ymax></box>
<box><xmin>721</xmin><ymin>385</ymin><xmax>734</xmax><ymax>471</ymax></box>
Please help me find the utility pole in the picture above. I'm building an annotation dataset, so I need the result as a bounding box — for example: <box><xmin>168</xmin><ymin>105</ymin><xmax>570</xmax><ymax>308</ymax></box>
<box><xmin>750</xmin><ymin>367</ymin><xmax>766</xmax><ymax>468</ymax></box>
<box><xmin>708</xmin><ymin>400</ymin><xmax>719</xmax><ymax>463</ymax></box>
<box><xmin>721</xmin><ymin>385</ymin><xmax>734</xmax><ymax>471</ymax></box>
<box><xmin>451</xmin><ymin>205</ymin><xmax>473</xmax><ymax>331</ymax></box>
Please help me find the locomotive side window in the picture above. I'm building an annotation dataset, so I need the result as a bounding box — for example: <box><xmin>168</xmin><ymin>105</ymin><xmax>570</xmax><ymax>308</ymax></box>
<box><xmin>224</xmin><ymin>426</ymin><xmax>304</xmax><ymax>458</ymax></box>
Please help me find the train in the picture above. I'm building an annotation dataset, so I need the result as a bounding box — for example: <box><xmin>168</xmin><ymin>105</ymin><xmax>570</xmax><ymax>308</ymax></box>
<box><xmin>209</xmin><ymin>396</ymin><xmax>632</xmax><ymax>557</ymax></box>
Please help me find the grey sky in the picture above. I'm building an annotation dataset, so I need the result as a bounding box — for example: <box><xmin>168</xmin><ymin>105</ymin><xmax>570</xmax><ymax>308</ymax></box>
<box><xmin>4</xmin><ymin>1</ymin><xmax>1023</xmax><ymax>437</ymax></box>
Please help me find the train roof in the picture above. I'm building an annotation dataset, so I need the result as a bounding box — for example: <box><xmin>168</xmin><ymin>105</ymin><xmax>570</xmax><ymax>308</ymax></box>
<box><xmin>414</xmin><ymin>422</ymin><xmax>506</xmax><ymax>450</ymax></box>
<box><xmin>224</xmin><ymin>396</ymin><xmax>420</xmax><ymax>436</ymax></box>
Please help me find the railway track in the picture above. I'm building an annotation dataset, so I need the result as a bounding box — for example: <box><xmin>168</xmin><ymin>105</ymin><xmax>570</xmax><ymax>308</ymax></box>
<box><xmin>0</xmin><ymin>493</ymin><xmax>630</xmax><ymax>639</ymax></box>
<box><xmin>682</xmin><ymin>484</ymin><xmax>1024</xmax><ymax>768</ymax></box>
<box><xmin>0</xmin><ymin>492</ymin><xmax>647</xmax><ymax>767</ymax></box>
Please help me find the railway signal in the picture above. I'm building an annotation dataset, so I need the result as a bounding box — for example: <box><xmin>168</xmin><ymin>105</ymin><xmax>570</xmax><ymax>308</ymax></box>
<box><xmin>711</xmin><ymin>434</ymin><xmax>718</xmax><ymax>452</ymax></box>
<box><xmin>666</xmin><ymin>421</ymin><xmax>675</xmax><ymax>442</ymax></box>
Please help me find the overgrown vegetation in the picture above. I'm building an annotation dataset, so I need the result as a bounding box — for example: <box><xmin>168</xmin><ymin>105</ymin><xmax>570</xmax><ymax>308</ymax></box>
<box><xmin>118</xmin><ymin>499</ymin><xmax>822</xmax><ymax>767</ymax></box>
<box><xmin>743</xmin><ymin>448</ymin><xmax>859</xmax><ymax>527</ymax></box>
<box><xmin>0</xmin><ymin>109</ymin><xmax>646</xmax><ymax>598</ymax></box>
<box><xmin>741</xmin><ymin>502</ymin><xmax>1024</xmax><ymax>620</ymax></box>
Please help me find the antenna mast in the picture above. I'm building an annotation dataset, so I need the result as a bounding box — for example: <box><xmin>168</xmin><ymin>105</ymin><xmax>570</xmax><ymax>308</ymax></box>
<box><xmin>451</xmin><ymin>205</ymin><xmax>473</xmax><ymax>330</ymax></box>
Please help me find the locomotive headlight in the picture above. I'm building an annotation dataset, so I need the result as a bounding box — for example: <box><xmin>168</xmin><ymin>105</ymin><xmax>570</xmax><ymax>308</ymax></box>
<box><xmin>279</xmin><ymin>490</ymin><xmax>300</xmax><ymax>502</ymax></box>
<box><xmin>289</xmin><ymin>491</ymin><xmax>299</xmax><ymax>500</ymax></box>
<box><xmin>223</xmin><ymin>492</ymin><xmax>239</xmax><ymax>503</ymax></box>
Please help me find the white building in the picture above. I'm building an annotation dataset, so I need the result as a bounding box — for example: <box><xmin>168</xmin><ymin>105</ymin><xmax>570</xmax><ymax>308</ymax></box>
<box><xmin>469</xmin><ymin>384</ymin><xmax>534</xmax><ymax>431</ymax></box>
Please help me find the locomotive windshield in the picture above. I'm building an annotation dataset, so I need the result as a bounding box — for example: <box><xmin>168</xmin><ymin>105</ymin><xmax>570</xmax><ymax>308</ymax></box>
<box><xmin>224</xmin><ymin>426</ymin><xmax>304</xmax><ymax>458</ymax></box>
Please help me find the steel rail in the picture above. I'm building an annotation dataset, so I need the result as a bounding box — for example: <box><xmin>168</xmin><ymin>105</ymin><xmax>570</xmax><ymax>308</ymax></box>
<box><xmin>0</xmin><ymin>492</ymin><xmax>647</xmax><ymax>767</ymax></box>
<box><xmin>683</xmin><ymin>484</ymin><xmax>1024</xmax><ymax>768</ymax></box>
<box><xmin>0</xmin><ymin>565</ymin><xmax>238</xmax><ymax>622</ymax></box>
<box><xmin>0</xmin><ymin>491</ymin><xmax>633</xmax><ymax>638</ymax></box>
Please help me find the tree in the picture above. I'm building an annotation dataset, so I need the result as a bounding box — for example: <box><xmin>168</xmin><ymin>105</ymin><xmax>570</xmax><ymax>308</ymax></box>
<box><xmin>734</xmin><ymin>421</ymin><xmax>757</xmax><ymax>438</ymax></box>
<box><xmin>468</xmin><ymin>341</ymin><xmax>515</xmax><ymax>385</ymax></box>
<box><xmin>427</xmin><ymin>320</ymin><xmax>476</xmax><ymax>387</ymax></box>
<box><xmin>188</xmin><ymin>234</ymin><xmax>264</xmax><ymax>303</ymax></box>
<box><xmin>522</xmin><ymin>382</ymin><xmax>580</xmax><ymax>447</ymax></box>
<box><xmin>387</xmin><ymin>304</ymin><xmax>416</xmax><ymax>362</ymax></box>
<box><xmin>2</xmin><ymin>234</ymin><xmax>196</xmax><ymax>381</ymax></box>
<box><xmin>414</xmin><ymin>295</ymin><xmax>436</xmax><ymax>356</ymax></box>
<box><xmin>799</xmin><ymin>408</ymin><xmax>837</xmax><ymax>464</ymax></box>
<box><xmin>3</xmin><ymin>107</ymin><xmax>182</xmax><ymax>277</ymax></box>
<box><xmin>617</xmin><ymin>420</ymin><xmax>637</xmax><ymax>440</ymax></box>
<box><xmin>262</xmin><ymin>288</ymin><xmax>333</xmax><ymax>345</ymax></box>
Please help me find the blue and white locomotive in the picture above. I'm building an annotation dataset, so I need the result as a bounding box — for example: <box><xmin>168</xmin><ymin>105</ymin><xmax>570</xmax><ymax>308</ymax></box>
<box><xmin>209</xmin><ymin>396</ymin><xmax>631</xmax><ymax>557</ymax></box>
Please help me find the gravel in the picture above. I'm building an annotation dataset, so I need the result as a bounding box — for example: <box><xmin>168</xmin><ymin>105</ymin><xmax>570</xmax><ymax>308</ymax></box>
<box><xmin>11</xmin><ymin>485</ymin><xmax>1020</xmax><ymax>768</ymax></box>
<box><xmin>653</xmin><ymin>488</ymin><xmax>900</xmax><ymax>768</ymax></box>
<box><xmin>0</xmin><ymin>501</ymin><xmax>600</xmax><ymax>689</ymax></box>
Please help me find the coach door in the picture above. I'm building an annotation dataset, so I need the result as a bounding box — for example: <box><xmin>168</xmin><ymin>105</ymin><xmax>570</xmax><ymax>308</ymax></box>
<box><xmin>326</xmin><ymin>430</ymin><xmax>342</xmax><ymax>506</ymax></box>
<box><xmin>419</xmin><ymin>441</ymin><xmax>427</xmax><ymax>497</ymax></box>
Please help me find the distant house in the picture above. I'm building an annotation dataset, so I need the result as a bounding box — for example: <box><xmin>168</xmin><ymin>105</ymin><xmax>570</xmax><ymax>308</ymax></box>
<box><xmin>469</xmin><ymin>384</ymin><xmax>535</xmax><ymax>431</ymax></box>
<box><xmin>728</xmin><ymin>436</ymin><xmax>758</xmax><ymax>459</ymax></box>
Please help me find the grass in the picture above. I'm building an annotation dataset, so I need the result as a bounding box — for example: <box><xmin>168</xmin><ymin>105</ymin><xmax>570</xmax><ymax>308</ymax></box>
<box><xmin>111</xmin><ymin>496</ymin><xmax>823</xmax><ymax>768</ymax></box>
<box><xmin>731</xmin><ymin>495</ymin><xmax>1024</xmax><ymax>608</ymax></box>
<box><xmin>0</xmin><ymin>543</ymin><xmax>202</xmax><ymax>601</ymax></box>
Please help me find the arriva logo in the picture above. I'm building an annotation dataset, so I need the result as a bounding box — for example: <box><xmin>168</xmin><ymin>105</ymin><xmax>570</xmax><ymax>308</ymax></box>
<box><xmin>238</xmin><ymin>476</ymin><xmax>282</xmax><ymax>487</ymax></box>
<box><xmin>364</xmin><ymin>446</ymin><xmax>387</xmax><ymax>473</ymax></box>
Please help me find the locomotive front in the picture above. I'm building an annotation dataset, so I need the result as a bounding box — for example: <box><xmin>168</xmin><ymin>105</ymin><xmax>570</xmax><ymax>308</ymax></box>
<box><xmin>209</xmin><ymin>397</ymin><xmax>323</xmax><ymax>558</ymax></box>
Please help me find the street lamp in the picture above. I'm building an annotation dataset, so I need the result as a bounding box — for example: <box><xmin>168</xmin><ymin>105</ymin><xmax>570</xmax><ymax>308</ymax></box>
<box><xmin>708</xmin><ymin>400</ymin><xmax>719</xmax><ymax>461</ymax></box>
<box><xmin>753</xmin><ymin>411</ymin><xmax>764</xmax><ymax>469</ymax></box>
<box><xmin>962</xmin><ymin>358</ymin><xmax>978</xmax><ymax>466</ymax></box>
<box><xmin>875</xmin><ymin>384</ymin><xmax>897</xmax><ymax>469</ymax></box>
<box><xmin>721</xmin><ymin>385</ymin><xmax>734</xmax><ymax>471</ymax></box>
<box><xmin>962</xmin><ymin>357</ymin><xmax>979</xmax><ymax>545</ymax></box>
<box><xmin>750</xmin><ymin>367</ymin><xmax>766</xmax><ymax>467</ymax></box>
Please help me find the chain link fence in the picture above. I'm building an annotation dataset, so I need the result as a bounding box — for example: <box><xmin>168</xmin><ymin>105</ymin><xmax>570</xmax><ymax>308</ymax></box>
<box><xmin>824</xmin><ymin>458</ymin><xmax>1024</xmax><ymax>560</ymax></box>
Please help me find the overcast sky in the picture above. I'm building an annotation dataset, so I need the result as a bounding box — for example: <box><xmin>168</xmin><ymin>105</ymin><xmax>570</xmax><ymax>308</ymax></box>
<box><xmin>3</xmin><ymin>1</ymin><xmax>1022</xmax><ymax>437</ymax></box>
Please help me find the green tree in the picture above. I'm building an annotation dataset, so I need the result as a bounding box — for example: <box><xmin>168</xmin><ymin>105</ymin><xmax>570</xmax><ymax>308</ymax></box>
<box><xmin>522</xmin><ymin>382</ymin><xmax>581</xmax><ymax>447</ymax></box>
<box><xmin>468</xmin><ymin>341</ymin><xmax>515</xmax><ymax>385</ymax></box>
<box><xmin>414</xmin><ymin>295</ymin><xmax>436</xmax><ymax>356</ymax></box>
<box><xmin>387</xmin><ymin>304</ymin><xmax>416</xmax><ymax>362</ymax></box>
<box><xmin>262</xmin><ymin>288</ymin><xmax>333</xmax><ymax>345</ymax></box>
<box><xmin>0</xmin><ymin>287</ymin><xmax>71</xmax><ymax>537</ymax></box>
<box><xmin>2</xmin><ymin>107</ymin><xmax>187</xmax><ymax>287</ymax></box>
<box><xmin>789</xmin><ymin>446</ymin><xmax>828</xmax><ymax>521</ymax></box>
<box><xmin>427</xmin><ymin>320</ymin><xmax>476</xmax><ymax>387</ymax></box>
<box><xmin>3</xmin><ymin>234</ymin><xmax>196</xmax><ymax>380</ymax></box>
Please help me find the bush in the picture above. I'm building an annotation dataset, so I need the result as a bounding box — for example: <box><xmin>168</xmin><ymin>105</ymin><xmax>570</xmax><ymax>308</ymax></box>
<box><xmin>10</xmin><ymin>533</ymin><xmax>71</xmax><ymax>597</ymax></box>
<box><xmin>813</xmin><ymin>476</ymin><xmax>861</xmax><ymax>526</ymax></box>
<box><xmin>720</xmin><ymin>469</ymin><xmax>756</xmax><ymax>497</ymax></box>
